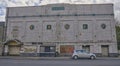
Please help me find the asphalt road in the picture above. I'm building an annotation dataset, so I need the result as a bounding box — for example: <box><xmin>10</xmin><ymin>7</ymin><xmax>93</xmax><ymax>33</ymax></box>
<box><xmin>0</xmin><ymin>59</ymin><xmax>120</xmax><ymax>66</ymax></box>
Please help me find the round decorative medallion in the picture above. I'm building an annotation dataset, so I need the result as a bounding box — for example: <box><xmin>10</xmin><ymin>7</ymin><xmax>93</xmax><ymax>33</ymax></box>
<box><xmin>64</xmin><ymin>24</ymin><xmax>70</xmax><ymax>30</ymax></box>
<box><xmin>30</xmin><ymin>25</ymin><xmax>34</xmax><ymax>30</ymax></box>
<box><xmin>101</xmin><ymin>24</ymin><xmax>106</xmax><ymax>29</ymax></box>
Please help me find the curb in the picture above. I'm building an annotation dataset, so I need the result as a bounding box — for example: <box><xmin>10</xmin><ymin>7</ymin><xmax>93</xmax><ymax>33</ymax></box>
<box><xmin>0</xmin><ymin>56</ymin><xmax>120</xmax><ymax>60</ymax></box>
<box><xmin>0</xmin><ymin>56</ymin><xmax>71</xmax><ymax>60</ymax></box>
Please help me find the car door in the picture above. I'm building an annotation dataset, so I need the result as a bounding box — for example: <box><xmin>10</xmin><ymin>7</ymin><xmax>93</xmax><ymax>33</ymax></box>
<box><xmin>77</xmin><ymin>50</ymin><xmax>85</xmax><ymax>58</ymax></box>
<box><xmin>82</xmin><ymin>51</ymin><xmax>90</xmax><ymax>58</ymax></box>
<box><xmin>78</xmin><ymin>50</ymin><xmax>89</xmax><ymax>58</ymax></box>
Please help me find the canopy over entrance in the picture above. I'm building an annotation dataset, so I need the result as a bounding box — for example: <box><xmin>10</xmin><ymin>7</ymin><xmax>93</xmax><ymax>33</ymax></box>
<box><xmin>4</xmin><ymin>39</ymin><xmax>23</xmax><ymax>46</ymax></box>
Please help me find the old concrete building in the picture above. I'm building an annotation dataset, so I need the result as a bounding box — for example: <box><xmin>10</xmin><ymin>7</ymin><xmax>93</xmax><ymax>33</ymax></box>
<box><xmin>5</xmin><ymin>3</ymin><xmax>118</xmax><ymax>57</ymax></box>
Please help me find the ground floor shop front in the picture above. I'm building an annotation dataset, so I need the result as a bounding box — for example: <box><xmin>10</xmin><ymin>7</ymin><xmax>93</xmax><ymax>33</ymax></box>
<box><xmin>2</xmin><ymin>41</ymin><xmax>118</xmax><ymax>57</ymax></box>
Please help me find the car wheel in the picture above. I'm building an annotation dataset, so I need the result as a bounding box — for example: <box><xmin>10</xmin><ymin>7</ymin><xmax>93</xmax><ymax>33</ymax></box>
<box><xmin>73</xmin><ymin>55</ymin><xmax>78</xmax><ymax>60</ymax></box>
<box><xmin>90</xmin><ymin>56</ymin><xmax>95</xmax><ymax>60</ymax></box>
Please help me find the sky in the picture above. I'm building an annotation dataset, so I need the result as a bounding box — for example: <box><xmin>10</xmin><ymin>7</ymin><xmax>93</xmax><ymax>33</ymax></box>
<box><xmin>0</xmin><ymin>0</ymin><xmax>120</xmax><ymax>22</ymax></box>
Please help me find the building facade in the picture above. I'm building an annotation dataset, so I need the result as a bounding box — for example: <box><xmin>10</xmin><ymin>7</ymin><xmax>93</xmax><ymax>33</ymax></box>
<box><xmin>5</xmin><ymin>4</ymin><xmax>118</xmax><ymax>57</ymax></box>
<box><xmin>0</xmin><ymin>22</ymin><xmax>5</xmax><ymax>55</ymax></box>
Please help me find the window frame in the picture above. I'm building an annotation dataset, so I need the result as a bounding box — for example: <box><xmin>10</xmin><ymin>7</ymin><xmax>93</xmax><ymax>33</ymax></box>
<box><xmin>83</xmin><ymin>24</ymin><xmax>88</xmax><ymax>29</ymax></box>
<box><xmin>101</xmin><ymin>23</ymin><xmax>106</xmax><ymax>29</ymax></box>
<box><xmin>46</xmin><ymin>25</ymin><xmax>52</xmax><ymax>30</ymax></box>
<box><xmin>64</xmin><ymin>24</ymin><xmax>70</xmax><ymax>30</ymax></box>
<box><xmin>52</xmin><ymin>7</ymin><xmax>65</xmax><ymax>11</ymax></box>
<box><xmin>29</xmin><ymin>25</ymin><xmax>35</xmax><ymax>30</ymax></box>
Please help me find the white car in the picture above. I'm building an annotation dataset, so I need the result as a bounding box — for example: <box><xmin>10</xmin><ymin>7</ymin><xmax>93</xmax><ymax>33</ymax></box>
<box><xmin>72</xmin><ymin>50</ymin><xmax>96</xmax><ymax>60</ymax></box>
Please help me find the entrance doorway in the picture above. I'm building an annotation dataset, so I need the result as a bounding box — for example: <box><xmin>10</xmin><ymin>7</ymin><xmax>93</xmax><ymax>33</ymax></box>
<box><xmin>4</xmin><ymin>40</ymin><xmax>22</xmax><ymax>56</ymax></box>
<box><xmin>82</xmin><ymin>45</ymin><xmax>90</xmax><ymax>52</ymax></box>
<box><xmin>40</xmin><ymin>46</ymin><xmax>56</xmax><ymax>57</ymax></box>
<box><xmin>9</xmin><ymin>45</ymin><xmax>20</xmax><ymax>55</ymax></box>
<box><xmin>101</xmin><ymin>45</ymin><xmax>109</xmax><ymax>57</ymax></box>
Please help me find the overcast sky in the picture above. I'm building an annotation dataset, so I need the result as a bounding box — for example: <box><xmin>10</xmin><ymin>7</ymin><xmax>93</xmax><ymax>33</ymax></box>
<box><xmin>0</xmin><ymin>0</ymin><xmax>120</xmax><ymax>22</ymax></box>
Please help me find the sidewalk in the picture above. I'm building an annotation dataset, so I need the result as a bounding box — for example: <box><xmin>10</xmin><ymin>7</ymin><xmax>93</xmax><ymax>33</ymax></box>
<box><xmin>0</xmin><ymin>56</ymin><xmax>120</xmax><ymax>60</ymax></box>
<box><xmin>0</xmin><ymin>56</ymin><xmax>71</xmax><ymax>60</ymax></box>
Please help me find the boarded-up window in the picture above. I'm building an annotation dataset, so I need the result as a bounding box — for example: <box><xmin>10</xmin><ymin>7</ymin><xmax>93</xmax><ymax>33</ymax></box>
<box><xmin>23</xmin><ymin>45</ymin><xmax>37</xmax><ymax>53</ymax></box>
<box><xmin>60</xmin><ymin>45</ymin><xmax>74</xmax><ymax>54</ymax></box>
